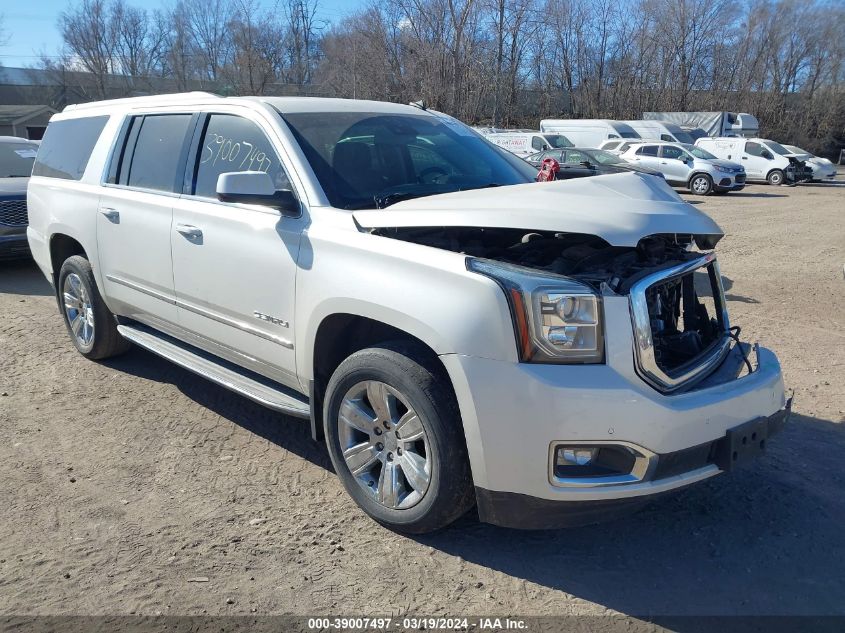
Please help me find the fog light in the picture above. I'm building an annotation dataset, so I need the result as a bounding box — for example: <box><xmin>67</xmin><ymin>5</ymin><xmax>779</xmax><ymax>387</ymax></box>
<box><xmin>557</xmin><ymin>447</ymin><xmax>598</xmax><ymax>467</ymax></box>
<box><xmin>551</xmin><ymin>443</ymin><xmax>650</xmax><ymax>485</ymax></box>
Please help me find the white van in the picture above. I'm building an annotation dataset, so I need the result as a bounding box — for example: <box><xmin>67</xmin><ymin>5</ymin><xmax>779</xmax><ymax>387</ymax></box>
<box><xmin>696</xmin><ymin>137</ymin><xmax>813</xmax><ymax>185</ymax></box>
<box><xmin>539</xmin><ymin>119</ymin><xmax>640</xmax><ymax>149</ymax></box>
<box><xmin>485</xmin><ymin>131</ymin><xmax>573</xmax><ymax>157</ymax></box>
<box><xmin>624</xmin><ymin>121</ymin><xmax>695</xmax><ymax>144</ymax></box>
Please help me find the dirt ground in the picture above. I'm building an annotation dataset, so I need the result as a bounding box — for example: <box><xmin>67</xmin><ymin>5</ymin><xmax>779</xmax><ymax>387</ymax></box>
<box><xmin>0</xmin><ymin>179</ymin><xmax>843</xmax><ymax>623</ymax></box>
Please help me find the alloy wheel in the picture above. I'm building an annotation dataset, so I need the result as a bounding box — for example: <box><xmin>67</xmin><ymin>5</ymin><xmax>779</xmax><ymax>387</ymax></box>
<box><xmin>337</xmin><ymin>380</ymin><xmax>432</xmax><ymax>510</ymax></box>
<box><xmin>63</xmin><ymin>273</ymin><xmax>95</xmax><ymax>348</ymax></box>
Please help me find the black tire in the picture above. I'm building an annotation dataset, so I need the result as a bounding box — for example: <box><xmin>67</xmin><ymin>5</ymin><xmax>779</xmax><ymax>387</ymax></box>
<box><xmin>767</xmin><ymin>169</ymin><xmax>785</xmax><ymax>186</ymax></box>
<box><xmin>323</xmin><ymin>341</ymin><xmax>474</xmax><ymax>533</ymax></box>
<box><xmin>58</xmin><ymin>255</ymin><xmax>130</xmax><ymax>360</ymax></box>
<box><xmin>689</xmin><ymin>173</ymin><xmax>713</xmax><ymax>195</ymax></box>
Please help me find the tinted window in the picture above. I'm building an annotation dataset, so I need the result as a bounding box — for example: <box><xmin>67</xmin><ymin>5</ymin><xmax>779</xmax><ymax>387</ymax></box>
<box><xmin>282</xmin><ymin>111</ymin><xmax>535</xmax><ymax>209</ymax></box>
<box><xmin>194</xmin><ymin>114</ymin><xmax>290</xmax><ymax>198</ymax></box>
<box><xmin>661</xmin><ymin>145</ymin><xmax>687</xmax><ymax>160</ymax></box>
<box><xmin>636</xmin><ymin>145</ymin><xmax>659</xmax><ymax>157</ymax></box>
<box><xmin>563</xmin><ymin>150</ymin><xmax>588</xmax><ymax>165</ymax></box>
<box><xmin>127</xmin><ymin>115</ymin><xmax>192</xmax><ymax>192</ymax></box>
<box><xmin>0</xmin><ymin>141</ymin><xmax>38</xmax><ymax>177</ymax></box>
<box><xmin>33</xmin><ymin>116</ymin><xmax>108</xmax><ymax>180</ymax></box>
<box><xmin>660</xmin><ymin>134</ymin><xmax>674</xmax><ymax>142</ymax></box>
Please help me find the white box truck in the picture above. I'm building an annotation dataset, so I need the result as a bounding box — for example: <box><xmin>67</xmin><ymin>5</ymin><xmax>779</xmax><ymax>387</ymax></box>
<box><xmin>644</xmin><ymin>112</ymin><xmax>759</xmax><ymax>138</ymax></box>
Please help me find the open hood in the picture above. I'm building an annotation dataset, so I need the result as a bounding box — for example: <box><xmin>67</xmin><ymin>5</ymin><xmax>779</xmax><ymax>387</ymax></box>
<box><xmin>353</xmin><ymin>172</ymin><xmax>723</xmax><ymax>248</ymax></box>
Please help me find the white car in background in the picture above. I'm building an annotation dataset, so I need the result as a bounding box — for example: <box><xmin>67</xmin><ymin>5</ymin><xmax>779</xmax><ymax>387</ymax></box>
<box><xmin>596</xmin><ymin>139</ymin><xmax>638</xmax><ymax>156</ymax></box>
<box><xmin>619</xmin><ymin>141</ymin><xmax>746</xmax><ymax>195</ymax></box>
<box><xmin>695</xmin><ymin>137</ymin><xmax>813</xmax><ymax>185</ymax></box>
<box><xmin>782</xmin><ymin>145</ymin><xmax>838</xmax><ymax>182</ymax></box>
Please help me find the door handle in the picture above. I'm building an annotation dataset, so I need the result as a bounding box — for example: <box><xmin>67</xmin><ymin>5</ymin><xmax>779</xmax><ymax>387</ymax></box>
<box><xmin>99</xmin><ymin>207</ymin><xmax>119</xmax><ymax>222</ymax></box>
<box><xmin>742</xmin><ymin>156</ymin><xmax>748</xmax><ymax>159</ymax></box>
<box><xmin>175</xmin><ymin>224</ymin><xmax>203</xmax><ymax>240</ymax></box>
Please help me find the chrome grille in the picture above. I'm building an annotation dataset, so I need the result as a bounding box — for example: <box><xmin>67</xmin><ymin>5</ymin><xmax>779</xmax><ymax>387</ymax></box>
<box><xmin>0</xmin><ymin>199</ymin><xmax>28</xmax><ymax>226</ymax></box>
<box><xmin>629</xmin><ymin>253</ymin><xmax>731</xmax><ymax>393</ymax></box>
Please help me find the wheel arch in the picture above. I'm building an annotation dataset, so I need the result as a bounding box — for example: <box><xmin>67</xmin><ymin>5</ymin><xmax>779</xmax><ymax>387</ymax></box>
<box><xmin>307</xmin><ymin>310</ymin><xmax>449</xmax><ymax>442</ymax></box>
<box><xmin>49</xmin><ymin>233</ymin><xmax>88</xmax><ymax>289</ymax></box>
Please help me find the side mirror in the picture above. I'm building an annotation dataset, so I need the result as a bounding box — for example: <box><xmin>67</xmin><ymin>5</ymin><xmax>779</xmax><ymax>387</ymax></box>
<box><xmin>216</xmin><ymin>171</ymin><xmax>299</xmax><ymax>216</ymax></box>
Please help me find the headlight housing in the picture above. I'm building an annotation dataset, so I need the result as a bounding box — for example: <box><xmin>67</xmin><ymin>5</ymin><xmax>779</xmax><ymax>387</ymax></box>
<box><xmin>467</xmin><ymin>258</ymin><xmax>604</xmax><ymax>364</ymax></box>
<box><xmin>713</xmin><ymin>165</ymin><xmax>733</xmax><ymax>173</ymax></box>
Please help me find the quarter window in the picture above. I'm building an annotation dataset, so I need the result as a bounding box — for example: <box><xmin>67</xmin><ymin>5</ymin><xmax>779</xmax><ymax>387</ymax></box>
<box><xmin>194</xmin><ymin>114</ymin><xmax>290</xmax><ymax>199</ymax></box>
<box><xmin>126</xmin><ymin>114</ymin><xmax>193</xmax><ymax>192</ymax></box>
<box><xmin>33</xmin><ymin>116</ymin><xmax>108</xmax><ymax>180</ymax></box>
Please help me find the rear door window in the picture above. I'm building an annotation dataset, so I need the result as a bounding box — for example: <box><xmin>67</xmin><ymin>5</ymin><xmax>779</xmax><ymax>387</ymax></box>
<box><xmin>33</xmin><ymin>116</ymin><xmax>108</xmax><ymax>180</ymax></box>
<box><xmin>125</xmin><ymin>114</ymin><xmax>194</xmax><ymax>192</ymax></box>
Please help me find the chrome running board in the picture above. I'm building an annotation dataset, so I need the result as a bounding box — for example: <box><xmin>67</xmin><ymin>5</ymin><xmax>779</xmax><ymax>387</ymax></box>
<box><xmin>117</xmin><ymin>323</ymin><xmax>310</xmax><ymax>419</ymax></box>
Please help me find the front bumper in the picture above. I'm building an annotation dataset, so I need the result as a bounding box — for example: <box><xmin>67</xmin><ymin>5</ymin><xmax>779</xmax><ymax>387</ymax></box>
<box><xmin>441</xmin><ymin>296</ymin><xmax>787</xmax><ymax>528</ymax></box>
<box><xmin>714</xmin><ymin>173</ymin><xmax>745</xmax><ymax>191</ymax></box>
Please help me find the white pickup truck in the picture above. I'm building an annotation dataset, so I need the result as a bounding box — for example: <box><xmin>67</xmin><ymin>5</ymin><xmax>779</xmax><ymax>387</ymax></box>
<box><xmin>27</xmin><ymin>94</ymin><xmax>790</xmax><ymax>533</ymax></box>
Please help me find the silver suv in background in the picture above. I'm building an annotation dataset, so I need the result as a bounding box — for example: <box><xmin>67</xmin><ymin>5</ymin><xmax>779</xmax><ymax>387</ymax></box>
<box><xmin>0</xmin><ymin>136</ymin><xmax>38</xmax><ymax>258</ymax></box>
<box><xmin>619</xmin><ymin>142</ymin><xmax>746</xmax><ymax>195</ymax></box>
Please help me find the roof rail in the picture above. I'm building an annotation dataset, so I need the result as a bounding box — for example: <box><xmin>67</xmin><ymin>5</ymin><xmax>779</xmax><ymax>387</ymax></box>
<box><xmin>64</xmin><ymin>91</ymin><xmax>222</xmax><ymax>112</ymax></box>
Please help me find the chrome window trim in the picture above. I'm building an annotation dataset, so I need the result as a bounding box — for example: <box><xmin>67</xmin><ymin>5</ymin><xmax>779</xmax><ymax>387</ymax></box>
<box><xmin>547</xmin><ymin>440</ymin><xmax>658</xmax><ymax>488</ymax></box>
<box><xmin>628</xmin><ymin>252</ymin><xmax>731</xmax><ymax>393</ymax></box>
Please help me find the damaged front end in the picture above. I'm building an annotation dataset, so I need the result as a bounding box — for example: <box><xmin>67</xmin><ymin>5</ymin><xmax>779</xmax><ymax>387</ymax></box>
<box><xmin>372</xmin><ymin>225</ymin><xmax>734</xmax><ymax>392</ymax></box>
<box><xmin>785</xmin><ymin>156</ymin><xmax>814</xmax><ymax>184</ymax></box>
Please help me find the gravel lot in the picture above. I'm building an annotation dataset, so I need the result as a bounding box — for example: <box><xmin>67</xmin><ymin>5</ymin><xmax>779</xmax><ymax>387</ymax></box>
<box><xmin>1</xmin><ymin>179</ymin><xmax>843</xmax><ymax>622</ymax></box>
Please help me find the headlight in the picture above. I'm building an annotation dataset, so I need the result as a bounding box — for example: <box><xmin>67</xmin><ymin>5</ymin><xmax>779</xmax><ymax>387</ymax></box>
<box><xmin>467</xmin><ymin>258</ymin><xmax>604</xmax><ymax>364</ymax></box>
<box><xmin>713</xmin><ymin>165</ymin><xmax>732</xmax><ymax>173</ymax></box>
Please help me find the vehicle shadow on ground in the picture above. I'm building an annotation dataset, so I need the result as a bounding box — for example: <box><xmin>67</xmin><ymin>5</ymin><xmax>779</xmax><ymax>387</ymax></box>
<box><xmin>101</xmin><ymin>346</ymin><xmax>335</xmax><ymax>474</ymax></box>
<box><xmin>103</xmin><ymin>341</ymin><xmax>845</xmax><ymax>618</ymax></box>
<box><xmin>416</xmin><ymin>413</ymin><xmax>845</xmax><ymax>619</ymax></box>
<box><xmin>0</xmin><ymin>259</ymin><xmax>52</xmax><ymax>297</ymax></box>
<box><xmin>724</xmin><ymin>191</ymin><xmax>789</xmax><ymax>198</ymax></box>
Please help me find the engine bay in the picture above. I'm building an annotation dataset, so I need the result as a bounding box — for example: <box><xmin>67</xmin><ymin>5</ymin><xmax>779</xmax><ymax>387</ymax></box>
<box><xmin>373</xmin><ymin>226</ymin><xmax>727</xmax><ymax>374</ymax></box>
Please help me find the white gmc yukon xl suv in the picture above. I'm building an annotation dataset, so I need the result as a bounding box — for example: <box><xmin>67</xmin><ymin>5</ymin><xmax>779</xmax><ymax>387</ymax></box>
<box><xmin>27</xmin><ymin>93</ymin><xmax>790</xmax><ymax>533</ymax></box>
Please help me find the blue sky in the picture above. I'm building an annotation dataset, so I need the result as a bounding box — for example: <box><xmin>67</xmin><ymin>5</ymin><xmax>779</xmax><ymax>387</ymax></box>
<box><xmin>0</xmin><ymin>0</ymin><xmax>366</xmax><ymax>67</ymax></box>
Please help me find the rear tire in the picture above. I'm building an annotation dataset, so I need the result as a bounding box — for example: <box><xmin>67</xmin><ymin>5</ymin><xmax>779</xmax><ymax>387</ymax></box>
<box><xmin>689</xmin><ymin>174</ymin><xmax>713</xmax><ymax>195</ymax></box>
<box><xmin>323</xmin><ymin>341</ymin><xmax>474</xmax><ymax>533</ymax></box>
<box><xmin>58</xmin><ymin>255</ymin><xmax>130</xmax><ymax>360</ymax></box>
<box><xmin>767</xmin><ymin>169</ymin><xmax>785</xmax><ymax>186</ymax></box>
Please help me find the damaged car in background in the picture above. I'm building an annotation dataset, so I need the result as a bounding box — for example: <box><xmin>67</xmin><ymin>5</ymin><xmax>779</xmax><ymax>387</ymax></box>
<box><xmin>28</xmin><ymin>95</ymin><xmax>790</xmax><ymax>533</ymax></box>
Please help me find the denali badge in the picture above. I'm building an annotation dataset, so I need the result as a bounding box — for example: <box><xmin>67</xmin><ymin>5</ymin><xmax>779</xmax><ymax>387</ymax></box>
<box><xmin>253</xmin><ymin>312</ymin><xmax>289</xmax><ymax>328</ymax></box>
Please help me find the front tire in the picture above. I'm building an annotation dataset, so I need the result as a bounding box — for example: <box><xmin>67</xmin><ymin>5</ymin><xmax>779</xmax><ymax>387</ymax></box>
<box><xmin>767</xmin><ymin>169</ymin><xmax>785</xmax><ymax>185</ymax></box>
<box><xmin>58</xmin><ymin>255</ymin><xmax>130</xmax><ymax>360</ymax></box>
<box><xmin>324</xmin><ymin>342</ymin><xmax>474</xmax><ymax>533</ymax></box>
<box><xmin>689</xmin><ymin>173</ymin><xmax>713</xmax><ymax>195</ymax></box>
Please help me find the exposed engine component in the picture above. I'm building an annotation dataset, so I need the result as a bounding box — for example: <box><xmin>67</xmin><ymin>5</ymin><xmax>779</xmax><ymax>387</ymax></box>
<box><xmin>372</xmin><ymin>226</ymin><xmax>726</xmax><ymax>374</ymax></box>
<box><xmin>371</xmin><ymin>226</ymin><xmax>699</xmax><ymax>293</ymax></box>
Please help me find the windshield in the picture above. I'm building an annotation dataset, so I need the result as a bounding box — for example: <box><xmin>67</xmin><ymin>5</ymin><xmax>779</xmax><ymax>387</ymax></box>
<box><xmin>672</xmin><ymin>130</ymin><xmax>695</xmax><ymax>144</ymax></box>
<box><xmin>586</xmin><ymin>149</ymin><xmax>625</xmax><ymax>165</ymax></box>
<box><xmin>785</xmin><ymin>145</ymin><xmax>808</xmax><ymax>155</ymax></box>
<box><xmin>543</xmin><ymin>134</ymin><xmax>573</xmax><ymax>148</ymax></box>
<box><xmin>620</xmin><ymin>131</ymin><xmax>640</xmax><ymax>139</ymax></box>
<box><xmin>281</xmin><ymin>111</ymin><xmax>536</xmax><ymax>209</ymax></box>
<box><xmin>0</xmin><ymin>141</ymin><xmax>38</xmax><ymax>178</ymax></box>
<box><xmin>766</xmin><ymin>141</ymin><xmax>792</xmax><ymax>155</ymax></box>
<box><xmin>687</xmin><ymin>145</ymin><xmax>717</xmax><ymax>160</ymax></box>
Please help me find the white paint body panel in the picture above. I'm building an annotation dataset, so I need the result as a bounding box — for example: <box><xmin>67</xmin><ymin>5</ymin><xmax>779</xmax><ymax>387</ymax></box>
<box><xmin>27</xmin><ymin>94</ymin><xmax>787</xmax><ymax>509</ymax></box>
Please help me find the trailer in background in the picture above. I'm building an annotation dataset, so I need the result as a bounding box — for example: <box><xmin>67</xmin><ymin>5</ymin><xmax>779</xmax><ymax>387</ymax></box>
<box><xmin>643</xmin><ymin>112</ymin><xmax>759</xmax><ymax>138</ymax></box>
